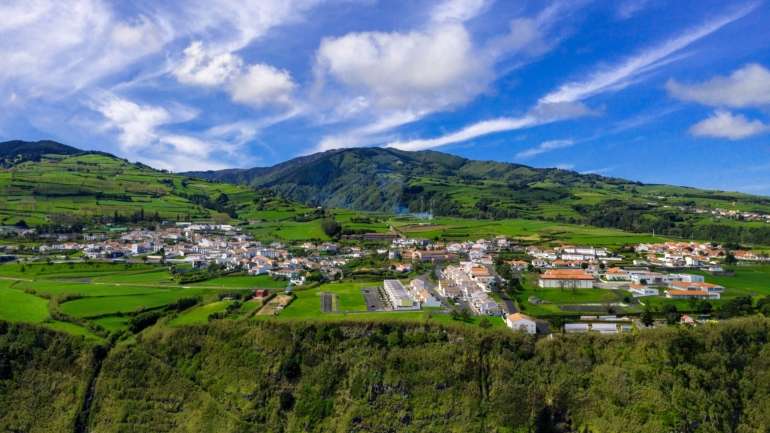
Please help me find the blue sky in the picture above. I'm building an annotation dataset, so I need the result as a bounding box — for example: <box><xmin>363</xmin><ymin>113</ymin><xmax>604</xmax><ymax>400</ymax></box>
<box><xmin>2</xmin><ymin>1</ymin><xmax>770</xmax><ymax>194</ymax></box>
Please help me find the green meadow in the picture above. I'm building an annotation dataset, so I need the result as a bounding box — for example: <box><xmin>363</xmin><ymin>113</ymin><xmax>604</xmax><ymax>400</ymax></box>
<box><xmin>0</xmin><ymin>262</ymin><xmax>263</xmax><ymax>335</ymax></box>
<box><xmin>0</xmin><ymin>152</ymin><xmax>309</xmax><ymax>226</ymax></box>
<box><xmin>168</xmin><ymin>300</ymin><xmax>235</xmax><ymax>326</ymax></box>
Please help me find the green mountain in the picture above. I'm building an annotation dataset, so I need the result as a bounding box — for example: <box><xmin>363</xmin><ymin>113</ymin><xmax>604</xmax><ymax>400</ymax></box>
<box><xmin>0</xmin><ymin>141</ymin><xmax>301</xmax><ymax>227</ymax></box>
<box><xmin>0</xmin><ymin>139</ymin><xmax>82</xmax><ymax>167</ymax></box>
<box><xmin>4</xmin><ymin>318</ymin><xmax>770</xmax><ymax>432</ymax></box>
<box><xmin>188</xmin><ymin>147</ymin><xmax>770</xmax><ymax>244</ymax></box>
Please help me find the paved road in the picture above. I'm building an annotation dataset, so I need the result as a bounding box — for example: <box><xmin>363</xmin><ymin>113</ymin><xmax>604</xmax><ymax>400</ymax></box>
<box><xmin>500</xmin><ymin>297</ymin><xmax>518</xmax><ymax>314</ymax></box>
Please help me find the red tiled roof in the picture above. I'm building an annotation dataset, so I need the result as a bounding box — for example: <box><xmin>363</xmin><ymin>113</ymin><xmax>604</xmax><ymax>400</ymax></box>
<box><xmin>540</xmin><ymin>269</ymin><xmax>593</xmax><ymax>280</ymax></box>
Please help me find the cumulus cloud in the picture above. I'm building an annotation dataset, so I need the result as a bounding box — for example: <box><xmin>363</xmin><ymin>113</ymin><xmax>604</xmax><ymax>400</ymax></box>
<box><xmin>667</xmin><ymin>63</ymin><xmax>770</xmax><ymax>108</ymax></box>
<box><xmin>313</xmin><ymin>0</ymin><xmax>579</xmax><ymax>152</ymax></box>
<box><xmin>386</xmin><ymin>4</ymin><xmax>756</xmax><ymax>151</ymax></box>
<box><xmin>689</xmin><ymin>110</ymin><xmax>769</xmax><ymax>140</ymax></box>
<box><xmin>229</xmin><ymin>64</ymin><xmax>296</xmax><ymax>107</ymax></box>
<box><xmin>93</xmin><ymin>95</ymin><xmax>186</xmax><ymax>149</ymax></box>
<box><xmin>172</xmin><ymin>41</ymin><xmax>296</xmax><ymax>107</ymax></box>
<box><xmin>516</xmin><ymin>139</ymin><xmax>575</xmax><ymax>159</ymax></box>
<box><xmin>173</xmin><ymin>41</ymin><xmax>243</xmax><ymax>86</ymax></box>
<box><xmin>316</xmin><ymin>23</ymin><xmax>485</xmax><ymax>111</ymax></box>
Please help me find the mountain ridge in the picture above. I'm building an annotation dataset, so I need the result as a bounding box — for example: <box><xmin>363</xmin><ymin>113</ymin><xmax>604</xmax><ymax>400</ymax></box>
<box><xmin>5</xmin><ymin>140</ymin><xmax>770</xmax><ymax>243</ymax></box>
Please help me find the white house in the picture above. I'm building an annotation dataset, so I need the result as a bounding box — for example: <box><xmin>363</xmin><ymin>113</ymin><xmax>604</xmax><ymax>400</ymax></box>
<box><xmin>383</xmin><ymin>279</ymin><xmax>419</xmax><ymax>310</ymax></box>
<box><xmin>628</xmin><ymin>284</ymin><xmax>659</xmax><ymax>297</ymax></box>
<box><xmin>506</xmin><ymin>313</ymin><xmax>536</xmax><ymax>334</ymax></box>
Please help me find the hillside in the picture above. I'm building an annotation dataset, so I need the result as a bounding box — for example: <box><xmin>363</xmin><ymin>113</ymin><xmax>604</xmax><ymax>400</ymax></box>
<box><xmin>3</xmin><ymin>318</ymin><xmax>770</xmax><ymax>432</ymax></box>
<box><xmin>0</xmin><ymin>139</ymin><xmax>81</xmax><ymax>168</ymax></box>
<box><xmin>0</xmin><ymin>141</ymin><xmax>305</xmax><ymax>227</ymax></box>
<box><xmin>188</xmin><ymin>147</ymin><xmax>770</xmax><ymax>244</ymax></box>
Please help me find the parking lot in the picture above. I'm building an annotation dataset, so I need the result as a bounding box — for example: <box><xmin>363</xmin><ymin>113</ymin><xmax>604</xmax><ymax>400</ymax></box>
<box><xmin>361</xmin><ymin>287</ymin><xmax>386</xmax><ymax>311</ymax></box>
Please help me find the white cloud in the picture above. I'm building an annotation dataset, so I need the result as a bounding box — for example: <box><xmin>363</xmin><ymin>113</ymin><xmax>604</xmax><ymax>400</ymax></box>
<box><xmin>313</xmin><ymin>0</ymin><xmax>577</xmax><ymax>153</ymax></box>
<box><xmin>229</xmin><ymin>64</ymin><xmax>296</xmax><ymax>107</ymax></box>
<box><xmin>316</xmin><ymin>23</ymin><xmax>485</xmax><ymax>111</ymax></box>
<box><xmin>0</xmin><ymin>1</ymin><xmax>173</xmax><ymax>98</ymax></box>
<box><xmin>430</xmin><ymin>0</ymin><xmax>490</xmax><ymax>23</ymax></box>
<box><xmin>389</xmin><ymin>115</ymin><xmax>537</xmax><ymax>152</ymax></box>
<box><xmin>615</xmin><ymin>0</ymin><xmax>653</xmax><ymax>20</ymax></box>
<box><xmin>387</xmin><ymin>101</ymin><xmax>591</xmax><ymax>151</ymax></box>
<box><xmin>667</xmin><ymin>63</ymin><xmax>770</xmax><ymax>108</ymax></box>
<box><xmin>173</xmin><ymin>41</ymin><xmax>243</xmax><ymax>86</ymax></box>
<box><xmin>540</xmin><ymin>3</ymin><xmax>757</xmax><ymax>104</ymax></box>
<box><xmin>516</xmin><ymin>139</ymin><xmax>575</xmax><ymax>159</ymax></box>
<box><xmin>316</xmin><ymin>110</ymin><xmax>422</xmax><ymax>152</ymax></box>
<box><xmin>94</xmin><ymin>95</ymin><xmax>176</xmax><ymax>149</ymax></box>
<box><xmin>689</xmin><ymin>110</ymin><xmax>769</xmax><ymax>140</ymax></box>
<box><xmin>386</xmin><ymin>4</ymin><xmax>756</xmax><ymax>151</ymax></box>
<box><xmin>172</xmin><ymin>41</ymin><xmax>296</xmax><ymax>108</ymax></box>
<box><xmin>91</xmin><ymin>94</ymin><xmax>242</xmax><ymax>170</ymax></box>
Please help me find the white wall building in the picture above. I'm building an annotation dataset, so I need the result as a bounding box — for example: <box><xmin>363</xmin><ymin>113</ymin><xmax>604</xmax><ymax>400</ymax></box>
<box><xmin>383</xmin><ymin>280</ymin><xmax>419</xmax><ymax>310</ymax></box>
<box><xmin>506</xmin><ymin>313</ymin><xmax>536</xmax><ymax>334</ymax></box>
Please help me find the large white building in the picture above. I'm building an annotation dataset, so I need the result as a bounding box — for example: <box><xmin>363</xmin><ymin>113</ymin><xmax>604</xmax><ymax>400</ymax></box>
<box><xmin>383</xmin><ymin>280</ymin><xmax>419</xmax><ymax>310</ymax></box>
<box><xmin>538</xmin><ymin>269</ymin><xmax>594</xmax><ymax>289</ymax></box>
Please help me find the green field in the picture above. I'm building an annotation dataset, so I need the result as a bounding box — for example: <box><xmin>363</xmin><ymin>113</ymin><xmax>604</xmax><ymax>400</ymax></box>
<box><xmin>169</xmin><ymin>300</ymin><xmax>234</xmax><ymax>326</ymax></box>
<box><xmin>0</xmin><ymin>281</ymin><xmax>49</xmax><ymax>323</ymax></box>
<box><xmin>189</xmin><ymin>274</ymin><xmax>287</xmax><ymax>289</ymax></box>
<box><xmin>0</xmin><ymin>152</ymin><xmax>311</xmax><ymax>226</ymax></box>
<box><xmin>265</xmin><ymin>280</ymin><xmax>505</xmax><ymax>328</ymax></box>
<box><xmin>388</xmin><ymin>216</ymin><xmax>664</xmax><ymax>246</ymax></box>
<box><xmin>0</xmin><ymin>263</ymin><xmax>272</xmax><ymax>334</ymax></box>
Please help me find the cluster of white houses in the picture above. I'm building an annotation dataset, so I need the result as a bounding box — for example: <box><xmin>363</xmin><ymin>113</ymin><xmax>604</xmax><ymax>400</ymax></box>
<box><xmin>382</xmin><ymin>279</ymin><xmax>441</xmax><ymax>311</ymax></box>
<box><xmin>602</xmin><ymin>268</ymin><xmax>724</xmax><ymax>300</ymax></box>
<box><xmin>439</xmin><ymin>262</ymin><xmax>501</xmax><ymax>315</ymax></box>
<box><xmin>634</xmin><ymin>241</ymin><xmax>724</xmax><ymax>268</ymax></box>
<box><xmin>534</xmin><ymin>264</ymin><xmax>726</xmax><ymax>300</ymax></box>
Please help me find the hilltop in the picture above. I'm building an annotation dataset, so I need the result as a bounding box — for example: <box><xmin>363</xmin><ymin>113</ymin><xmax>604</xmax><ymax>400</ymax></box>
<box><xmin>0</xmin><ymin>139</ymin><xmax>82</xmax><ymax>167</ymax></box>
<box><xmin>187</xmin><ymin>147</ymin><xmax>770</xmax><ymax>244</ymax></box>
<box><xmin>0</xmin><ymin>140</ymin><xmax>305</xmax><ymax>227</ymax></box>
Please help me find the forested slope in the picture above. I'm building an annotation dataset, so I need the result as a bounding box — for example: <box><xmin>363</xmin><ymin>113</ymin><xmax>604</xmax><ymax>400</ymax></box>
<box><xmin>4</xmin><ymin>318</ymin><xmax>770</xmax><ymax>432</ymax></box>
<box><xmin>0</xmin><ymin>323</ymin><xmax>96</xmax><ymax>433</ymax></box>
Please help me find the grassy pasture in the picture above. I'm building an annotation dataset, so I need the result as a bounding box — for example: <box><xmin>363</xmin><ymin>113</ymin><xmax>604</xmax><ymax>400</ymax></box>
<box><xmin>59</xmin><ymin>288</ymin><xmax>211</xmax><ymax>318</ymax></box>
<box><xmin>0</xmin><ymin>281</ymin><xmax>49</xmax><ymax>323</ymax></box>
<box><xmin>188</xmin><ymin>274</ymin><xmax>287</xmax><ymax>289</ymax></box>
<box><xmin>169</xmin><ymin>300</ymin><xmax>234</xmax><ymax>326</ymax></box>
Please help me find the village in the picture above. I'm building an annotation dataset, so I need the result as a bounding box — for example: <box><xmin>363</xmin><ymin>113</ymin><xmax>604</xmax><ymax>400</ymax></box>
<box><xmin>2</xmin><ymin>221</ymin><xmax>768</xmax><ymax>336</ymax></box>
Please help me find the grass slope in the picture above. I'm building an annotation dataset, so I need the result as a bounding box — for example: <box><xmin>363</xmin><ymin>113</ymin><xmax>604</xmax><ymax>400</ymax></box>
<box><xmin>0</xmin><ymin>150</ymin><xmax>310</xmax><ymax>226</ymax></box>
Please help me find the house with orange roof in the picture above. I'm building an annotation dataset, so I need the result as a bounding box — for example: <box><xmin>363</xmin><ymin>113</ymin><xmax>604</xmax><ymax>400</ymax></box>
<box><xmin>669</xmin><ymin>281</ymin><xmax>724</xmax><ymax>294</ymax></box>
<box><xmin>628</xmin><ymin>283</ymin><xmax>659</xmax><ymax>297</ymax></box>
<box><xmin>505</xmin><ymin>313</ymin><xmax>536</xmax><ymax>334</ymax></box>
<box><xmin>665</xmin><ymin>289</ymin><xmax>720</xmax><ymax>300</ymax></box>
<box><xmin>603</xmin><ymin>267</ymin><xmax>630</xmax><ymax>281</ymax></box>
<box><xmin>538</xmin><ymin>269</ymin><xmax>594</xmax><ymax>289</ymax></box>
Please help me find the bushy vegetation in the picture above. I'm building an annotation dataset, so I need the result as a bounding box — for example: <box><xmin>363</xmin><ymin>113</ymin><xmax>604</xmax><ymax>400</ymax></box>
<box><xmin>6</xmin><ymin>318</ymin><xmax>770</xmax><ymax>432</ymax></box>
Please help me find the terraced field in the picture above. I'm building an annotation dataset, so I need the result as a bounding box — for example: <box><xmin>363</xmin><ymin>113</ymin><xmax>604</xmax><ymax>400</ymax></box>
<box><xmin>0</xmin><ymin>152</ymin><xmax>310</xmax><ymax>226</ymax></box>
<box><xmin>0</xmin><ymin>262</ymin><xmax>260</xmax><ymax>335</ymax></box>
